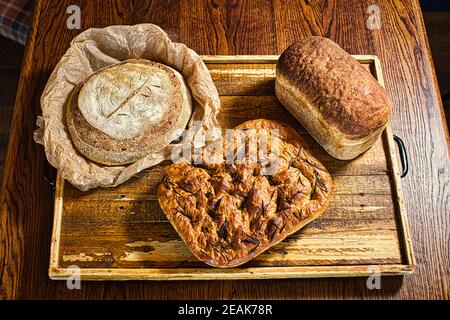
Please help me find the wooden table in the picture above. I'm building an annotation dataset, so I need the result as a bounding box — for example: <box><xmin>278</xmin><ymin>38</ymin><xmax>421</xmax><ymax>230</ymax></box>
<box><xmin>1</xmin><ymin>0</ymin><xmax>449</xmax><ymax>300</ymax></box>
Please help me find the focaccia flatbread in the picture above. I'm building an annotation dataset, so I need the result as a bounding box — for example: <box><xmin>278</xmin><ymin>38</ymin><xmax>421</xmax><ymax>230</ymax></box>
<box><xmin>158</xmin><ymin>119</ymin><xmax>332</xmax><ymax>267</ymax></box>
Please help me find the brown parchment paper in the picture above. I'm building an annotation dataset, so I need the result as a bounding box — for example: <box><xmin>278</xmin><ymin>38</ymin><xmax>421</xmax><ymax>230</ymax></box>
<box><xmin>34</xmin><ymin>24</ymin><xmax>221</xmax><ymax>191</ymax></box>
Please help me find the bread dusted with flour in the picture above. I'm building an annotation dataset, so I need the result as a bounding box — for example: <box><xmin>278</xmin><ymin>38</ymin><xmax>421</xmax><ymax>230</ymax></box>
<box><xmin>275</xmin><ymin>37</ymin><xmax>392</xmax><ymax>160</ymax></box>
<box><xmin>66</xmin><ymin>59</ymin><xmax>192</xmax><ymax>165</ymax></box>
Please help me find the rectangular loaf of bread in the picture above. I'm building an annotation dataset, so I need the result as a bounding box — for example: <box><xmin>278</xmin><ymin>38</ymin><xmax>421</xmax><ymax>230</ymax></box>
<box><xmin>275</xmin><ymin>37</ymin><xmax>392</xmax><ymax>160</ymax></box>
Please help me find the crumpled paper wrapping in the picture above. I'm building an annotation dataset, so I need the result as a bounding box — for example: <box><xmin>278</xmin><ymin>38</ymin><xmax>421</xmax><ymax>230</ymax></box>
<box><xmin>34</xmin><ymin>24</ymin><xmax>221</xmax><ymax>191</ymax></box>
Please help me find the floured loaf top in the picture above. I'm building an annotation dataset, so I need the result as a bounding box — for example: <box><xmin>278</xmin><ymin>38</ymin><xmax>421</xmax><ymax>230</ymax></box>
<box><xmin>66</xmin><ymin>59</ymin><xmax>192</xmax><ymax>165</ymax></box>
<box><xmin>79</xmin><ymin>61</ymin><xmax>177</xmax><ymax>140</ymax></box>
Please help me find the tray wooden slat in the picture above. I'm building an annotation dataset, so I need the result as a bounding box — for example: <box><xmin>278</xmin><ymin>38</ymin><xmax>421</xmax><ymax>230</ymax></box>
<box><xmin>49</xmin><ymin>55</ymin><xmax>415</xmax><ymax>280</ymax></box>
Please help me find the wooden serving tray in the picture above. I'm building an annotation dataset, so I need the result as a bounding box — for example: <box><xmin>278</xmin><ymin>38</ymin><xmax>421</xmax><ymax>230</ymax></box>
<box><xmin>49</xmin><ymin>55</ymin><xmax>415</xmax><ymax>280</ymax></box>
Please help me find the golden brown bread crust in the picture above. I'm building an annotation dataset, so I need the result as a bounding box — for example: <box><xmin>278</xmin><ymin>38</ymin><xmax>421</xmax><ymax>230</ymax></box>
<box><xmin>158</xmin><ymin>119</ymin><xmax>332</xmax><ymax>267</ymax></box>
<box><xmin>66</xmin><ymin>59</ymin><xmax>192</xmax><ymax>166</ymax></box>
<box><xmin>276</xmin><ymin>37</ymin><xmax>392</xmax><ymax>139</ymax></box>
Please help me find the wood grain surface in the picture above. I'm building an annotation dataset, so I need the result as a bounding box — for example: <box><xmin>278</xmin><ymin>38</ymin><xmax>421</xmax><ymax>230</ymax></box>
<box><xmin>49</xmin><ymin>57</ymin><xmax>413</xmax><ymax>280</ymax></box>
<box><xmin>1</xmin><ymin>0</ymin><xmax>449</xmax><ymax>299</ymax></box>
<box><xmin>0</xmin><ymin>37</ymin><xmax>24</xmax><ymax>184</ymax></box>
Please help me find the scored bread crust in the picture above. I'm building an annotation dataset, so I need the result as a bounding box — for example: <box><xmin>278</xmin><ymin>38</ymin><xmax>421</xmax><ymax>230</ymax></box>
<box><xmin>158</xmin><ymin>119</ymin><xmax>332</xmax><ymax>268</ymax></box>
<box><xmin>275</xmin><ymin>37</ymin><xmax>392</xmax><ymax>160</ymax></box>
<box><xmin>66</xmin><ymin>59</ymin><xmax>192</xmax><ymax>166</ymax></box>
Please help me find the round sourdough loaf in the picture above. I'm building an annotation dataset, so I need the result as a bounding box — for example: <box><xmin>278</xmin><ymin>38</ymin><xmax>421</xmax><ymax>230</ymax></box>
<box><xmin>275</xmin><ymin>37</ymin><xmax>392</xmax><ymax>160</ymax></box>
<box><xmin>66</xmin><ymin>59</ymin><xmax>192</xmax><ymax>165</ymax></box>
